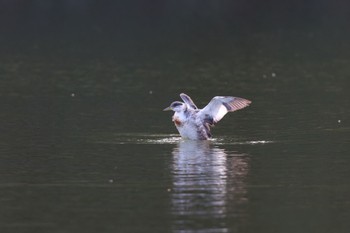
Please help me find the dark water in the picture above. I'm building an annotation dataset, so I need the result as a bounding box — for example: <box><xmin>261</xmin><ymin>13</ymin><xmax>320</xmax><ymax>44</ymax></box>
<box><xmin>1</xmin><ymin>5</ymin><xmax>350</xmax><ymax>232</ymax></box>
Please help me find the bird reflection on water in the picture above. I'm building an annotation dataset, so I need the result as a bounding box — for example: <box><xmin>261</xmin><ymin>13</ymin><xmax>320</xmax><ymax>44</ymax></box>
<box><xmin>171</xmin><ymin>140</ymin><xmax>250</xmax><ymax>232</ymax></box>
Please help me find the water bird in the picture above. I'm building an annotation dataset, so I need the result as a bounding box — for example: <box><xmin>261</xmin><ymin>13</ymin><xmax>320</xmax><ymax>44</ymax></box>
<box><xmin>164</xmin><ymin>93</ymin><xmax>251</xmax><ymax>140</ymax></box>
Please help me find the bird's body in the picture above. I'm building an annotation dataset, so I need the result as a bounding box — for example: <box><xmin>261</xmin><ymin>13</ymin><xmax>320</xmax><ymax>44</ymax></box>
<box><xmin>164</xmin><ymin>93</ymin><xmax>251</xmax><ymax>140</ymax></box>
<box><xmin>172</xmin><ymin>109</ymin><xmax>210</xmax><ymax>140</ymax></box>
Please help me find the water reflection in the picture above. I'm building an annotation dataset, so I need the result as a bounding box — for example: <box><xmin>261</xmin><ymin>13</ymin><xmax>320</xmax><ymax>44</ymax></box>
<box><xmin>171</xmin><ymin>140</ymin><xmax>249</xmax><ymax>232</ymax></box>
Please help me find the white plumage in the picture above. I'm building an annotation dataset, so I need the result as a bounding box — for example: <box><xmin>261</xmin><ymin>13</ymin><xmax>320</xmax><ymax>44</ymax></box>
<box><xmin>164</xmin><ymin>93</ymin><xmax>251</xmax><ymax>140</ymax></box>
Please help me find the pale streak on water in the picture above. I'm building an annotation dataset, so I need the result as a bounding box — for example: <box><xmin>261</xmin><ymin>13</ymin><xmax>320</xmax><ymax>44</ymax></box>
<box><xmin>95</xmin><ymin>133</ymin><xmax>273</xmax><ymax>145</ymax></box>
<box><xmin>170</xmin><ymin>140</ymin><xmax>249</xmax><ymax>233</ymax></box>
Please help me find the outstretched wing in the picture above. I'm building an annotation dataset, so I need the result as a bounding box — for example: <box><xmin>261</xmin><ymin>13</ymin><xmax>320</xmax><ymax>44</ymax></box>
<box><xmin>180</xmin><ymin>93</ymin><xmax>198</xmax><ymax>110</ymax></box>
<box><xmin>199</xmin><ymin>96</ymin><xmax>251</xmax><ymax>123</ymax></box>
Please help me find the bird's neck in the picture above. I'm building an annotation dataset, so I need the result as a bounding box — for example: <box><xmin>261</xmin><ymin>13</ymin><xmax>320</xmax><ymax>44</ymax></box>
<box><xmin>174</xmin><ymin>110</ymin><xmax>188</xmax><ymax>121</ymax></box>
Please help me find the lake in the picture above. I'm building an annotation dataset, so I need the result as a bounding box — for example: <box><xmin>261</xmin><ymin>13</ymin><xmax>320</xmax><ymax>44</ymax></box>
<box><xmin>0</xmin><ymin>29</ymin><xmax>349</xmax><ymax>233</ymax></box>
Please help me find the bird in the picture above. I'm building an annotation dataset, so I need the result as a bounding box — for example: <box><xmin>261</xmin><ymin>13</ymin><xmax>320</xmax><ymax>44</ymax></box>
<box><xmin>163</xmin><ymin>93</ymin><xmax>251</xmax><ymax>140</ymax></box>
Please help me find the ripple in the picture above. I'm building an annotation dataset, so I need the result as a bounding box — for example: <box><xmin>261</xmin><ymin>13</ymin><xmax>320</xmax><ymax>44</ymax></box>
<box><xmin>94</xmin><ymin>133</ymin><xmax>273</xmax><ymax>145</ymax></box>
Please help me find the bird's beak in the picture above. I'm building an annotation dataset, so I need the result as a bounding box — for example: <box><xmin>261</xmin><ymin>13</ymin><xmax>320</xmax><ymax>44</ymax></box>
<box><xmin>163</xmin><ymin>106</ymin><xmax>172</xmax><ymax>111</ymax></box>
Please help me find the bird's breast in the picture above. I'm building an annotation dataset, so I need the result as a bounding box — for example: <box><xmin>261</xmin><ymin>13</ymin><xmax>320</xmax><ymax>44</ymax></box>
<box><xmin>173</xmin><ymin>117</ymin><xmax>183</xmax><ymax>127</ymax></box>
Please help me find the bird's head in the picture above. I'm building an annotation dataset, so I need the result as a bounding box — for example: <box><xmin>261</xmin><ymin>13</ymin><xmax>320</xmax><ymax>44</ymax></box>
<box><xmin>163</xmin><ymin>101</ymin><xmax>186</xmax><ymax>112</ymax></box>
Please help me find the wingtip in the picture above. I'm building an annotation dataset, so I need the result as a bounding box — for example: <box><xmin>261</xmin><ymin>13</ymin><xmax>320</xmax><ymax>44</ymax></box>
<box><xmin>238</xmin><ymin>97</ymin><xmax>252</xmax><ymax>104</ymax></box>
<box><xmin>180</xmin><ymin>93</ymin><xmax>198</xmax><ymax>110</ymax></box>
<box><xmin>226</xmin><ymin>97</ymin><xmax>252</xmax><ymax>112</ymax></box>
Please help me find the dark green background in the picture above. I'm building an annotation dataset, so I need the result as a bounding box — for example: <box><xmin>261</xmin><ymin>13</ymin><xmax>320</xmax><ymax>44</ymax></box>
<box><xmin>0</xmin><ymin>1</ymin><xmax>349</xmax><ymax>232</ymax></box>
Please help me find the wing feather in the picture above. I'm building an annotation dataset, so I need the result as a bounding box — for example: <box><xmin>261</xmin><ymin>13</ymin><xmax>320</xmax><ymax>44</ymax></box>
<box><xmin>199</xmin><ymin>96</ymin><xmax>251</xmax><ymax>123</ymax></box>
<box><xmin>180</xmin><ymin>93</ymin><xmax>198</xmax><ymax>110</ymax></box>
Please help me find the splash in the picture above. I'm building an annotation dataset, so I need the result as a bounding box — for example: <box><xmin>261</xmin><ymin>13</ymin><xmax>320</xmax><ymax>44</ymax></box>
<box><xmin>94</xmin><ymin>133</ymin><xmax>273</xmax><ymax>145</ymax></box>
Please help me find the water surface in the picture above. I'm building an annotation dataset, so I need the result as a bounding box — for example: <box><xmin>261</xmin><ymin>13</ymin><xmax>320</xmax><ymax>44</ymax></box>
<box><xmin>0</xmin><ymin>29</ymin><xmax>349</xmax><ymax>233</ymax></box>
